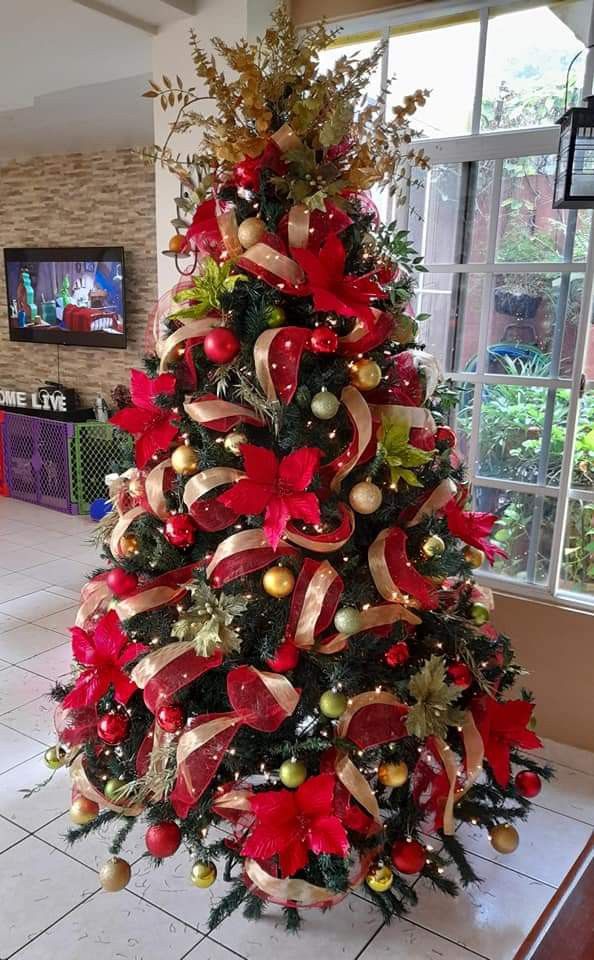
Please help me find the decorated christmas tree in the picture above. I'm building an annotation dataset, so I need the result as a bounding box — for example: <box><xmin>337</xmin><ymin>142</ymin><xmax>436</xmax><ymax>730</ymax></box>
<box><xmin>47</xmin><ymin>8</ymin><xmax>551</xmax><ymax>930</ymax></box>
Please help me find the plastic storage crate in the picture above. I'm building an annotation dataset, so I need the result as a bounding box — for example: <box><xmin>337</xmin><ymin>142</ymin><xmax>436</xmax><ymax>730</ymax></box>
<box><xmin>3</xmin><ymin>412</ymin><xmax>77</xmax><ymax>513</ymax></box>
<box><xmin>0</xmin><ymin>413</ymin><xmax>9</xmax><ymax>496</ymax></box>
<box><xmin>70</xmin><ymin>422</ymin><xmax>133</xmax><ymax>514</ymax></box>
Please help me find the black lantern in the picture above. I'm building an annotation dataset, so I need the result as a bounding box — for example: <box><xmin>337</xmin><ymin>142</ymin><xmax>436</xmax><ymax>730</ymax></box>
<box><xmin>553</xmin><ymin>95</ymin><xmax>594</xmax><ymax>209</ymax></box>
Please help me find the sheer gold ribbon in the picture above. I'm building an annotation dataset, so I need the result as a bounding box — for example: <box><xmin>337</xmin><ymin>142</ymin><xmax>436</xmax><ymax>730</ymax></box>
<box><xmin>287</xmin><ymin>204</ymin><xmax>310</xmax><ymax>248</ymax></box>
<box><xmin>293</xmin><ymin>560</ymin><xmax>341</xmax><ymax>650</ymax></box>
<box><xmin>321</xmin><ymin>602</ymin><xmax>421</xmax><ymax>654</ymax></box>
<box><xmin>335</xmin><ymin>752</ymin><xmax>381</xmax><ymax>823</ymax></box>
<box><xmin>239</xmin><ymin>242</ymin><xmax>305</xmax><ymax>288</ymax></box>
<box><xmin>205</xmin><ymin>529</ymin><xmax>289</xmax><ymax>580</ymax></box>
<box><xmin>75</xmin><ymin>578</ymin><xmax>112</xmax><ymax>627</ymax></box>
<box><xmin>435</xmin><ymin>712</ymin><xmax>484</xmax><ymax>835</ymax></box>
<box><xmin>109</xmin><ymin>506</ymin><xmax>146</xmax><ymax>560</ymax></box>
<box><xmin>369</xmin><ymin>403</ymin><xmax>436</xmax><ymax>432</ymax></box>
<box><xmin>183</xmin><ymin>467</ymin><xmax>245</xmax><ymax>512</ymax></box>
<box><xmin>271</xmin><ymin>123</ymin><xmax>301</xmax><ymax>153</ymax></box>
<box><xmin>406</xmin><ymin>478</ymin><xmax>457</xmax><ymax>528</ymax></box>
<box><xmin>331</xmin><ymin>386</ymin><xmax>373</xmax><ymax>492</ymax></box>
<box><xmin>158</xmin><ymin>315</ymin><xmax>221</xmax><ymax>372</ymax></box>
<box><xmin>284</xmin><ymin>507</ymin><xmax>355</xmax><ymax>554</ymax></box>
<box><xmin>115</xmin><ymin>584</ymin><xmax>186</xmax><ymax>621</ymax></box>
<box><xmin>253</xmin><ymin>328</ymin><xmax>283</xmax><ymax>402</ymax></box>
<box><xmin>131</xmin><ymin>640</ymin><xmax>195</xmax><ymax>690</ymax></box>
<box><xmin>70</xmin><ymin>754</ymin><xmax>143</xmax><ymax>816</ymax></box>
<box><xmin>145</xmin><ymin>458</ymin><xmax>171</xmax><ymax>520</ymax></box>
<box><xmin>368</xmin><ymin>528</ymin><xmax>410</xmax><ymax>604</ymax></box>
<box><xmin>217</xmin><ymin>208</ymin><xmax>243</xmax><ymax>258</ymax></box>
<box><xmin>183</xmin><ymin>398</ymin><xmax>264</xmax><ymax>427</ymax></box>
<box><xmin>245</xmin><ymin>859</ymin><xmax>345</xmax><ymax>908</ymax></box>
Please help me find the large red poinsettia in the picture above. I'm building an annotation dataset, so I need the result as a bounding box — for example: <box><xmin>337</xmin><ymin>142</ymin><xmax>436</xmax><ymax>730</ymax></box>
<box><xmin>443</xmin><ymin>499</ymin><xmax>507</xmax><ymax>565</ymax></box>
<box><xmin>217</xmin><ymin>444</ymin><xmax>321</xmax><ymax>549</ymax></box>
<box><xmin>241</xmin><ymin>773</ymin><xmax>349</xmax><ymax>877</ymax></box>
<box><xmin>291</xmin><ymin>233</ymin><xmax>384</xmax><ymax>326</ymax></box>
<box><xmin>63</xmin><ymin>611</ymin><xmax>148</xmax><ymax>709</ymax></box>
<box><xmin>110</xmin><ymin>370</ymin><xmax>178</xmax><ymax>468</ymax></box>
<box><xmin>471</xmin><ymin>696</ymin><xmax>542</xmax><ymax>787</ymax></box>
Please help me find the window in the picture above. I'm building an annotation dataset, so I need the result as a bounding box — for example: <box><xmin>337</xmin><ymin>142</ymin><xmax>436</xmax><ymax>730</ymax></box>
<box><xmin>320</xmin><ymin>1</ymin><xmax>594</xmax><ymax>608</ymax></box>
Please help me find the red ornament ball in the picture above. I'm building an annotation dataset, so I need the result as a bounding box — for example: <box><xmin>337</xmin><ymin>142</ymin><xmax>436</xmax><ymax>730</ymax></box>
<box><xmin>157</xmin><ymin>703</ymin><xmax>185</xmax><ymax>733</ymax></box>
<box><xmin>435</xmin><ymin>426</ymin><xmax>456</xmax><ymax>448</ymax></box>
<box><xmin>266</xmin><ymin>641</ymin><xmax>300</xmax><ymax>672</ymax></box>
<box><xmin>514</xmin><ymin>770</ymin><xmax>542</xmax><ymax>799</ymax></box>
<box><xmin>164</xmin><ymin>514</ymin><xmax>196</xmax><ymax>549</ymax></box>
<box><xmin>203</xmin><ymin>328</ymin><xmax>240</xmax><ymax>365</ymax></box>
<box><xmin>309</xmin><ymin>325</ymin><xmax>339</xmax><ymax>354</ymax></box>
<box><xmin>233</xmin><ymin>160</ymin><xmax>258</xmax><ymax>191</ymax></box>
<box><xmin>145</xmin><ymin>821</ymin><xmax>182</xmax><ymax>858</ymax></box>
<box><xmin>447</xmin><ymin>663</ymin><xmax>473</xmax><ymax>687</ymax></box>
<box><xmin>391</xmin><ymin>839</ymin><xmax>426</xmax><ymax>875</ymax></box>
<box><xmin>97</xmin><ymin>712</ymin><xmax>130</xmax><ymax>745</ymax></box>
<box><xmin>106</xmin><ymin>568</ymin><xmax>138</xmax><ymax>598</ymax></box>
<box><xmin>385</xmin><ymin>641</ymin><xmax>410</xmax><ymax>667</ymax></box>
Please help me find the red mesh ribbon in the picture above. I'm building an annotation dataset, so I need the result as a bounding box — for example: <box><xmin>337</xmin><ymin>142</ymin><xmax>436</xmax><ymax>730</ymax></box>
<box><xmin>54</xmin><ymin>703</ymin><xmax>97</xmax><ymax>748</ymax></box>
<box><xmin>171</xmin><ymin>666</ymin><xmax>300</xmax><ymax>817</ymax></box>
<box><xmin>132</xmin><ymin>647</ymin><xmax>223</xmax><ymax>714</ymax></box>
<box><xmin>183</xmin><ymin>393</ymin><xmax>265</xmax><ymax>432</ymax></box>
<box><xmin>369</xmin><ymin>526</ymin><xmax>439</xmax><ymax>610</ymax></box>
<box><xmin>285</xmin><ymin>558</ymin><xmax>343</xmax><ymax>649</ymax></box>
<box><xmin>206</xmin><ymin>529</ymin><xmax>299</xmax><ymax>587</ymax></box>
<box><xmin>253</xmin><ymin>327</ymin><xmax>311</xmax><ymax>404</ymax></box>
<box><xmin>284</xmin><ymin>502</ymin><xmax>355</xmax><ymax>553</ymax></box>
<box><xmin>183</xmin><ymin>468</ymin><xmax>244</xmax><ymax>532</ymax></box>
<box><xmin>337</xmin><ymin>309</ymin><xmax>394</xmax><ymax>357</ymax></box>
<box><xmin>320</xmin><ymin>386</ymin><xmax>377</xmax><ymax>493</ymax></box>
<box><xmin>338</xmin><ymin>692</ymin><xmax>408</xmax><ymax>750</ymax></box>
<box><xmin>411</xmin><ymin>736</ymin><xmax>453</xmax><ymax>833</ymax></box>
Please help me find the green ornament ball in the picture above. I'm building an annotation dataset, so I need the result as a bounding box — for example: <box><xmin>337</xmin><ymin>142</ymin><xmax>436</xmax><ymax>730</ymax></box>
<box><xmin>470</xmin><ymin>601</ymin><xmax>490</xmax><ymax>625</ymax></box>
<box><xmin>333</xmin><ymin>606</ymin><xmax>363</xmax><ymax>636</ymax></box>
<box><xmin>319</xmin><ymin>689</ymin><xmax>348</xmax><ymax>719</ymax></box>
<box><xmin>279</xmin><ymin>759</ymin><xmax>307</xmax><ymax>788</ymax></box>
<box><xmin>266</xmin><ymin>306</ymin><xmax>286</xmax><ymax>328</ymax></box>
<box><xmin>311</xmin><ymin>390</ymin><xmax>340</xmax><ymax>420</ymax></box>
<box><xmin>104</xmin><ymin>778</ymin><xmax>125</xmax><ymax>802</ymax></box>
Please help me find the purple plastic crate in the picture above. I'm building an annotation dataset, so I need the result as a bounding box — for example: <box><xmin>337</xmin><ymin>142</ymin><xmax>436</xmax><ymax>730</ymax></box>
<box><xmin>3</xmin><ymin>413</ymin><xmax>78</xmax><ymax>514</ymax></box>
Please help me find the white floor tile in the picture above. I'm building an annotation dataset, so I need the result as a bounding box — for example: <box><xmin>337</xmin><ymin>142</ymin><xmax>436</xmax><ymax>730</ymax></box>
<box><xmin>1</xmin><ymin>692</ymin><xmax>56</xmax><ymax>744</ymax></box>
<box><xmin>0</xmin><ymin>836</ymin><xmax>99</xmax><ymax>956</ymax></box>
<box><xmin>533</xmin><ymin>763</ymin><xmax>594</xmax><ymax>825</ymax></box>
<box><xmin>533</xmin><ymin>737</ymin><xmax>594</xmax><ymax>777</ymax></box>
<box><xmin>0</xmin><ymin>545</ymin><xmax>61</xmax><ymax>572</ymax></box>
<box><xmin>34</xmin><ymin>605</ymin><xmax>78</xmax><ymax>635</ymax></box>
<box><xmin>0</xmin><ymin>723</ymin><xmax>46</xmax><ymax>773</ymax></box>
<box><xmin>21</xmin><ymin>642</ymin><xmax>73</xmax><ymax>681</ymax></box>
<box><xmin>20</xmin><ymin>558</ymin><xmax>91</xmax><ymax>592</ymax></box>
<box><xmin>0</xmin><ymin>666</ymin><xmax>51</xmax><ymax>715</ymax></box>
<box><xmin>186</xmin><ymin>939</ymin><xmax>247</xmax><ymax>960</ymax></box>
<box><xmin>12</xmin><ymin>889</ymin><xmax>200</xmax><ymax>960</ymax></box>
<box><xmin>0</xmin><ymin>611</ymin><xmax>21</xmax><ymax>634</ymax></box>
<box><xmin>0</xmin><ymin>589</ymin><xmax>77</xmax><ymax>622</ymax></box>
<box><xmin>0</xmin><ymin>814</ymin><xmax>28</xmax><ymax>854</ymax></box>
<box><xmin>0</xmin><ymin>572</ymin><xmax>54</xmax><ymax>602</ymax></box>
<box><xmin>38</xmin><ymin>811</ymin><xmax>148</xmax><ymax>871</ymax></box>
<box><xmin>0</xmin><ymin>621</ymin><xmax>67</xmax><ymax>663</ymax></box>
<box><xmin>0</xmin><ymin>753</ymin><xmax>69</xmax><ymax>830</ymax></box>
<box><xmin>47</xmin><ymin>585</ymin><xmax>82</xmax><ymax>602</ymax></box>
<box><xmin>358</xmin><ymin>919</ymin><xmax>480</xmax><ymax>959</ymax></box>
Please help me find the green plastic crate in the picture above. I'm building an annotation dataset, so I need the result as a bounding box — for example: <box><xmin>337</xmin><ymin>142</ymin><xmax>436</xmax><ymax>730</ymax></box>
<box><xmin>69</xmin><ymin>422</ymin><xmax>133</xmax><ymax>514</ymax></box>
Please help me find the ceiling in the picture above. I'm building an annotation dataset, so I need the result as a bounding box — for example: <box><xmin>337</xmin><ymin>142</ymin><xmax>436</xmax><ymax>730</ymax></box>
<box><xmin>0</xmin><ymin>0</ymin><xmax>199</xmax><ymax>163</ymax></box>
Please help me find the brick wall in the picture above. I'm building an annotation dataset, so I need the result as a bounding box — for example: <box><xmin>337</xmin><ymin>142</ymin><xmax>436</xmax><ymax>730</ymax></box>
<box><xmin>0</xmin><ymin>150</ymin><xmax>156</xmax><ymax>407</ymax></box>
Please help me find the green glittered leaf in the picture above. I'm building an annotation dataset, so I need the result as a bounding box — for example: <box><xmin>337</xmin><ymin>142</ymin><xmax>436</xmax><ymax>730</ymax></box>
<box><xmin>172</xmin><ymin>257</ymin><xmax>247</xmax><ymax>321</ymax></box>
<box><xmin>406</xmin><ymin>656</ymin><xmax>464</xmax><ymax>739</ymax></box>
<box><xmin>378</xmin><ymin>418</ymin><xmax>433</xmax><ymax>487</ymax></box>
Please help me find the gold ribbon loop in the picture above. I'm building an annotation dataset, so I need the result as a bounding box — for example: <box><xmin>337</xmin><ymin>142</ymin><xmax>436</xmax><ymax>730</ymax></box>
<box><xmin>158</xmin><ymin>316</ymin><xmax>221</xmax><ymax>372</ymax></box>
<box><xmin>183</xmin><ymin>398</ymin><xmax>265</xmax><ymax>428</ymax></box>
<box><xmin>183</xmin><ymin>467</ymin><xmax>245</xmax><ymax>512</ymax></box>
<box><xmin>253</xmin><ymin>328</ymin><xmax>283</xmax><ymax>402</ymax></box>
<box><xmin>238</xmin><ymin>242</ymin><xmax>305</xmax><ymax>289</ymax></box>
<box><xmin>406</xmin><ymin>478</ymin><xmax>457</xmax><ymax>528</ymax></box>
<box><xmin>293</xmin><ymin>561</ymin><xmax>341</xmax><ymax>650</ymax></box>
<box><xmin>322</xmin><ymin>602</ymin><xmax>421</xmax><ymax>654</ymax></box>
<box><xmin>368</xmin><ymin>528</ymin><xmax>409</xmax><ymax>603</ymax></box>
<box><xmin>70</xmin><ymin>754</ymin><xmax>143</xmax><ymax>816</ymax></box>
<box><xmin>331</xmin><ymin>386</ymin><xmax>373</xmax><ymax>492</ymax></box>
<box><xmin>287</xmin><ymin>204</ymin><xmax>310</xmax><ymax>248</ymax></box>
<box><xmin>145</xmin><ymin>458</ymin><xmax>172</xmax><ymax>520</ymax></box>
<box><xmin>271</xmin><ymin>123</ymin><xmax>301</xmax><ymax>153</ymax></box>
<box><xmin>115</xmin><ymin>584</ymin><xmax>186</xmax><ymax>621</ymax></box>
<box><xmin>110</xmin><ymin>506</ymin><xmax>146</xmax><ymax>560</ymax></box>
<box><xmin>335</xmin><ymin>753</ymin><xmax>381</xmax><ymax>823</ymax></box>
<box><xmin>217</xmin><ymin>208</ymin><xmax>243</xmax><ymax>258</ymax></box>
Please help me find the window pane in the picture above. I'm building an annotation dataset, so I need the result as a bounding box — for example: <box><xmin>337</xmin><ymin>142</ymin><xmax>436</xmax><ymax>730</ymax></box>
<box><xmin>416</xmin><ymin>273</ymin><xmax>484</xmax><ymax>374</ymax></box>
<box><xmin>487</xmin><ymin>271</ymin><xmax>584</xmax><ymax>377</ymax></box>
<box><xmin>481</xmin><ymin>4</ymin><xmax>586</xmax><ymax>133</ymax></box>
<box><xmin>572</xmin><ymin>389</ymin><xmax>594</xmax><ymax>489</ymax></box>
<box><xmin>449</xmin><ymin>381</ymin><xmax>474</xmax><ymax>462</ymax></box>
<box><xmin>474</xmin><ymin>486</ymin><xmax>556</xmax><ymax>584</ymax></box>
<box><xmin>475</xmin><ymin>385</ymin><xmax>568</xmax><ymax>485</ymax></box>
<box><xmin>559</xmin><ymin>498</ymin><xmax>594</xmax><ymax>598</ymax></box>
<box><xmin>496</xmin><ymin>155</ymin><xmax>591</xmax><ymax>263</ymax></box>
<box><xmin>387</xmin><ymin>17</ymin><xmax>479</xmax><ymax>138</ymax></box>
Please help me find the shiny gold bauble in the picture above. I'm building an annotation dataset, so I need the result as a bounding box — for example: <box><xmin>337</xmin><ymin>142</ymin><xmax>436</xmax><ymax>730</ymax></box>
<box><xmin>490</xmin><ymin>824</ymin><xmax>519</xmax><ymax>854</ymax></box>
<box><xmin>237</xmin><ymin>217</ymin><xmax>266</xmax><ymax>249</ymax></box>
<box><xmin>104</xmin><ymin>778</ymin><xmax>125</xmax><ymax>802</ymax></box>
<box><xmin>44</xmin><ymin>745</ymin><xmax>67</xmax><ymax>770</ymax></box>
<box><xmin>224</xmin><ymin>431</ymin><xmax>247</xmax><ymax>456</ymax></box>
<box><xmin>319</xmin><ymin>689</ymin><xmax>348</xmax><ymax>719</ymax></box>
<box><xmin>70</xmin><ymin>796</ymin><xmax>100</xmax><ymax>825</ymax></box>
<box><xmin>378</xmin><ymin>761</ymin><xmax>408</xmax><ymax>788</ymax></box>
<box><xmin>470</xmin><ymin>601</ymin><xmax>490</xmax><ymax>625</ymax></box>
<box><xmin>263</xmin><ymin>565</ymin><xmax>295</xmax><ymax>598</ymax></box>
<box><xmin>464</xmin><ymin>545</ymin><xmax>485</xmax><ymax>569</ymax></box>
<box><xmin>350</xmin><ymin>359</ymin><xmax>382</xmax><ymax>392</ymax></box>
<box><xmin>421</xmin><ymin>534</ymin><xmax>446</xmax><ymax>559</ymax></box>
<box><xmin>279</xmin><ymin>759</ymin><xmax>308</xmax><ymax>788</ymax></box>
<box><xmin>366</xmin><ymin>864</ymin><xmax>394</xmax><ymax>893</ymax></box>
<box><xmin>99</xmin><ymin>856</ymin><xmax>131</xmax><ymax>892</ymax></box>
<box><xmin>191</xmin><ymin>861</ymin><xmax>217</xmax><ymax>888</ymax></box>
<box><xmin>349</xmin><ymin>481</ymin><xmax>382</xmax><ymax>515</ymax></box>
<box><xmin>119</xmin><ymin>534</ymin><xmax>139</xmax><ymax>558</ymax></box>
<box><xmin>171</xmin><ymin>444</ymin><xmax>200</xmax><ymax>476</ymax></box>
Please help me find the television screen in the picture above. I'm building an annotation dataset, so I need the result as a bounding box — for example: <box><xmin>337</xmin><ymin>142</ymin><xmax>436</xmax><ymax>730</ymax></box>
<box><xmin>4</xmin><ymin>247</ymin><xmax>127</xmax><ymax>349</ymax></box>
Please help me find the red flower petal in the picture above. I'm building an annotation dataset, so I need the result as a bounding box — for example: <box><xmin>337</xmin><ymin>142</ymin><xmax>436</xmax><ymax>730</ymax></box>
<box><xmin>486</xmin><ymin>740</ymin><xmax>512</xmax><ymax>787</ymax></box>
<box><xmin>279</xmin><ymin>448</ymin><xmax>321</xmax><ymax>491</ymax></box>
<box><xmin>110</xmin><ymin>406</ymin><xmax>156</xmax><ymax>436</ymax></box>
<box><xmin>285</xmin><ymin>492</ymin><xmax>321</xmax><ymax>527</ymax></box>
<box><xmin>291</xmin><ymin>246</ymin><xmax>331</xmax><ymax>289</ymax></box>
<box><xmin>129</xmin><ymin>369</ymin><xmax>156</xmax><ymax>410</ymax></box>
<box><xmin>319</xmin><ymin>233</ymin><xmax>346</xmax><ymax>279</ymax></box>
<box><xmin>112</xmin><ymin>673</ymin><xmax>139</xmax><ymax>705</ymax></box>
<box><xmin>279</xmin><ymin>838</ymin><xmax>309</xmax><ymax>877</ymax></box>
<box><xmin>135</xmin><ymin>420</ymin><xmax>179</xmax><ymax>469</ymax></box>
<box><xmin>296</xmin><ymin>773</ymin><xmax>335</xmax><ymax>818</ymax></box>
<box><xmin>63</xmin><ymin>670</ymin><xmax>109</xmax><ymax>709</ymax></box>
<box><xmin>117</xmin><ymin>642</ymin><xmax>150</xmax><ymax>667</ymax></box>
<box><xmin>263</xmin><ymin>497</ymin><xmax>291</xmax><ymax>549</ymax></box>
<box><xmin>70</xmin><ymin>626</ymin><xmax>97</xmax><ymax>666</ymax></box>
<box><xmin>218</xmin><ymin>477</ymin><xmax>273</xmax><ymax>516</ymax></box>
<box><xmin>241</xmin><ymin>444</ymin><xmax>279</xmax><ymax>485</ymax></box>
<box><xmin>307</xmin><ymin>815</ymin><xmax>349</xmax><ymax>857</ymax></box>
<box><xmin>92</xmin><ymin>611</ymin><xmax>127</xmax><ymax>660</ymax></box>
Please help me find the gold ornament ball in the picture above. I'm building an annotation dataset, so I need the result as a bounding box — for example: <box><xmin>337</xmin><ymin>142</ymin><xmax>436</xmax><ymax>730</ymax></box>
<box><xmin>263</xmin><ymin>565</ymin><xmax>295</xmax><ymax>598</ymax></box>
<box><xmin>237</xmin><ymin>217</ymin><xmax>266</xmax><ymax>249</ymax></box>
<box><xmin>422</xmin><ymin>534</ymin><xmax>446</xmax><ymax>559</ymax></box>
<box><xmin>44</xmin><ymin>745</ymin><xmax>67</xmax><ymax>770</ymax></box>
<box><xmin>333</xmin><ymin>606</ymin><xmax>363</xmax><ymax>636</ymax></box>
<box><xmin>104</xmin><ymin>778</ymin><xmax>125</xmax><ymax>802</ymax></box>
<box><xmin>266</xmin><ymin>306</ymin><xmax>286</xmax><ymax>328</ymax></box>
<box><xmin>378</xmin><ymin>761</ymin><xmax>408</xmax><ymax>788</ymax></box>
<box><xmin>319</xmin><ymin>689</ymin><xmax>348</xmax><ymax>719</ymax></box>
<box><xmin>311</xmin><ymin>390</ymin><xmax>340</xmax><ymax>420</ymax></box>
<box><xmin>224</xmin><ymin>431</ymin><xmax>247</xmax><ymax>456</ymax></box>
<box><xmin>191</xmin><ymin>861</ymin><xmax>217</xmax><ymax>888</ymax></box>
<box><xmin>99</xmin><ymin>857</ymin><xmax>131</xmax><ymax>892</ymax></box>
<box><xmin>366</xmin><ymin>864</ymin><xmax>394</xmax><ymax>893</ymax></box>
<box><xmin>70</xmin><ymin>796</ymin><xmax>100</xmax><ymax>825</ymax></box>
<box><xmin>490</xmin><ymin>824</ymin><xmax>519</xmax><ymax>855</ymax></box>
<box><xmin>470</xmin><ymin>601</ymin><xmax>490</xmax><ymax>625</ymax></box>
<box><xmin>464</xmin><ymin>545</ymin><xmax>484</xmax><ymax>569</ymax></box>
<box><xmin>119</xmin><ymin>533</ymin><xmax>139</xmax><ymax>558</ymax></box>
<box><xmin>349</xmin><ymin>481</ymin><xmax>382</xmax><ymax>515</ymax></box>
<box><xmin>171</xmin><ymin>444</ymin><xmax>200</xmax><ymax>476</ymax></box>
<box><xmin>279</xmin><ymin>759</ymin><xmax>308</xmax><ymax>788</ymax></box>
<box><xmin>350</xmin><ymin>359</ymin><xmax>382</xmax><ymax>392</ymax></box>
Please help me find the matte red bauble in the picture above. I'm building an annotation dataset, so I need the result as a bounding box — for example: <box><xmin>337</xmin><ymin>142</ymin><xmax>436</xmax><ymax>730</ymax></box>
<box><xmin>233</xmin><ymin>160</ymin><xmax>258</xmax><ymax>191</ymax></box>
<box><xmin>514</xmin><ymin>770</ymin><xmax>542</xmax><ymax>799</ymax></box>
<box><xmin>203</xmin><ymin>328</ymin><xmax>240</xmax><ymax>364</ymax></box>
<box><xmin>435</xmin><ymin>426</ymin><xmax>456</xmax><ymax>448</ymax></box>
<box><xmin>384</xmin><ymin>641</ymin><xmax>409</xmax><ymax>667</ymax></box>
<box><xmin>391</xmin><ymin>839</ymin><xmax>426</xmax><ymax>875</ymax></box>
<box><xmin>164</xmin><ymin>514</ymin><xmax>196</xmax><ymax>549</ymax></box>
<box><xmin>97</xmin><ymin>712</ymin><xmax>130</xmax><ymax>745</ymax></box>
<box><xmin>447</xmin><ymin>663</ymin><xmax>473</xmax><ymax>687</ymax></box>
<box><xmin>106</xmin><ymin>568</ymin><xmax>138</xmax><ymax>598</ymax></box>
<box><xmin>309</xmin><ymin>325</ymin><xmax>339</xmax><ymax>354</ymax></box>
<box><xmin>266</xmin><ymin>640</ymin><xmax>300</xmax><ymax>672</ymax></box>
<box><xmin>145</xmin><ymin>821</ymin><xmax>182</xmax><ymax>858</ymax></box>
<box><xmin>157</xmin><ymin>703</ymin><xmax>185</xmax><ymax>733</ymax></box>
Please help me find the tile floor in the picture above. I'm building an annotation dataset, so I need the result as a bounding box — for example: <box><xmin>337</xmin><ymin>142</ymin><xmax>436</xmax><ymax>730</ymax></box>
<box><xmin>0</xmin><ymin>497</ymin><xmax>592</xmax><ymax>960</ymax></box>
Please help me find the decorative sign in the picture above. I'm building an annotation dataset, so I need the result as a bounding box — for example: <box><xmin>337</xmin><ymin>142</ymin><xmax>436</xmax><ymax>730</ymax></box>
<box><xmin>0</xmin><ymin>386</ymin><xmax>68</xmax><ymax>413</ymax></box>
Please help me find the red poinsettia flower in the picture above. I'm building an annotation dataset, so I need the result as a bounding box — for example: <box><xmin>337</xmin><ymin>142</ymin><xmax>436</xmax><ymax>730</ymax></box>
<box><xmin>110</xmin><ymin>370</ymin><xmax>178</xmax><ymax>468</ymax></box>
<box><xmin>241</xmin><ymin>773</ymin><xmax>349</xmax><ymax>877</ymax></box>
<box><xmin>217</xmin><ymin>444</ymin><xmax>321</xmax><ymax>549</ymax></box>
<box><xmin>471</xmin><ymin>696</ymin><xmax>542</xmax><ymax>787</ymax></box>
<box><xmin>63</xmin><ymin>611</ymin><xmax>148</xmax><ymax>709</ymax></box>
<box><xmin>443</xmin><ymin>500</ymin><xmax>507</xmax><ymax>565</ymax></box>
<box><xmin>291</xmin><ymin>233</ymin><xmax>384</xmax><ymax>326</ymax></box>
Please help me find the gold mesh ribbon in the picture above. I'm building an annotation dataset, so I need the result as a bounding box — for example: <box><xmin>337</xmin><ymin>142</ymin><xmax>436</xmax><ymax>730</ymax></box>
<box><xmin>70</xmin><ymin>754</ymin><xmax>143</xmax><ymax>816</ymax></box>
<box><xmin>368</xmin><ymin>528</ymin><xmax>409</xmax><ymax>603</ymax></box>
<box><xmin>158</xmin><ymin>315</ymin><xmax>221</xmax><ymax>372</ymax></box>
<box><xmin>287</xmin><ymin>204</ymin><xmax>310</xmax><ymax>248</ymax></box>
<box><xmin>335</xmin><ymin>752</ymin><xmax>381</xmax><ymax>823</ymax></box>
<box><xmin>293</xmin><ymin>560</ymin><xmax>341</xmax><ymax>650</ymax></box>
<box><xmin>183</xmin><ymin>398</ymin><xmax>264</xmax><ymax>427</ymax></box>
<box><xmin>435</xmin><ymin>712</ymin><xmax>485</xmax><ymax>835</ymax></box>
<box><xmin>253</xmin><ymin>328</ymin><xmax>283</xmax><ymax>402</ymax></box>
<box><xmin>183</xmin><ymin>467</ymin><xmax>245</xmax><ymax>512</ymax></box>
<box><xmin>406</xmin><ymin>478</ymin><xmax>457</xmax><ymax>528</ymax></box>
<box><xmin>245</xmin><ymin>859</ymin><xmax>345</xmax><ymax>908</ymax></box>
<box><xmin>217</xmin><ymin>208</ymin><xmax>243</xmax><ymax>258</ymax></box>
<box><xmin>331</xmin><ymin>386</ymin><xmax>373</xmax><ymax>492</ymax></box>
<box><xmin>109</xmin><ymin>506</ymin><xmax>146</xmax><ymax>560</ymax></box>
<box><xmin>116</xmin><ymin>583</ymin><xmax>187</xmax><ymax>621</ymax></box>
<box><xmin>239</xmin><ymin>242</ymin><xmax>305</xmax><ymax>289</ymax></box>
<box><xmin>321</xmin><ymin>602</ymin><xmax>421</xmax><ymax>654</ymax></box>
<box><xmin>145</xmin><ymin>458</ymin><xmax>171</xmax><ymax>520</ymax></box>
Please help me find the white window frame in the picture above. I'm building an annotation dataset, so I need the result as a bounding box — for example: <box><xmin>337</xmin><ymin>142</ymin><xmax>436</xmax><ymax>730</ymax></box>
<box><xmin>324</xmin><ymin>0</ymin><xmax>594</xmax><ymax>609</ymax></box>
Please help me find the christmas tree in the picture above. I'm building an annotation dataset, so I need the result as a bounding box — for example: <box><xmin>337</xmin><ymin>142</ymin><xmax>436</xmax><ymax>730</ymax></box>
<box><xmin>48</xmin><ymin>8</ymin><xmax>551</xmax><ymax>929</ymax></box>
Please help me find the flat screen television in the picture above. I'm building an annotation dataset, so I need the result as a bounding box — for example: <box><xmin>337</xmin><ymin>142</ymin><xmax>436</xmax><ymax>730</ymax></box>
<box><xmin>4</xmin><ymin>246</ymin><xmax>127</xmax><ymax>349</ymax></box>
